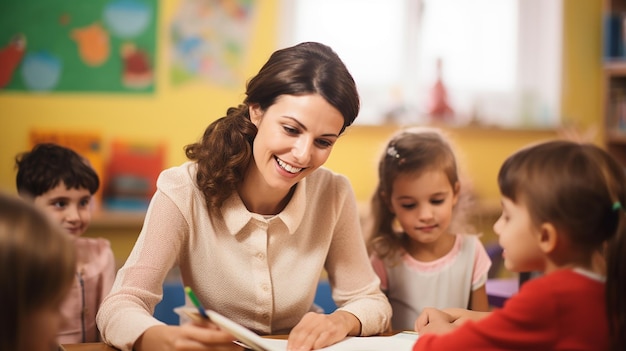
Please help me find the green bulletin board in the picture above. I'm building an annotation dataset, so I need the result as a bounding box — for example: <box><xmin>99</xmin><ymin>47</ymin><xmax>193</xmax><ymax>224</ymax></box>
<box><xmin>0</xmin><ymin>0</ymin><xmax>158</xmax><ymax>93</ymax></box>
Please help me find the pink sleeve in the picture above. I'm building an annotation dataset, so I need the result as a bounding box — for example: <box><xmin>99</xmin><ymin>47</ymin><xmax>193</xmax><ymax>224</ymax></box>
<box><xmin>472</xmin><ymin>238</ymin><xmax>492</xmax><ymax>289</ymax></box>
<box><xmin>100</xmin><ymin>240</ymin><xmax>117</xmax><ymax>303</ymax></box>
<box><xmin>370</xmin><ymin>254</ymin><xmax>388</xmax><ymax>291</ymax></box>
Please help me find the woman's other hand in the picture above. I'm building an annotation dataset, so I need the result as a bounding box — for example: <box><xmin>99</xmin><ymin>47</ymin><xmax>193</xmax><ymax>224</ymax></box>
<box><xmin>286</xmin><ymin>311</ymin><xmax>360</xmax><ymax>351</ymax></box>
<box><xmin>134</xmin><ymin>322</ymin><xmax>243</xmax><ymax>351</ymax></box>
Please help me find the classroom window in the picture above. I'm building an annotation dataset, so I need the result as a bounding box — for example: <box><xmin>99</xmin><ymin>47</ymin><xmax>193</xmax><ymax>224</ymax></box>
<box><xmin>280</xmin><ymin>0</ymin><xmax>562</xmax><ymax>128</ymax></box>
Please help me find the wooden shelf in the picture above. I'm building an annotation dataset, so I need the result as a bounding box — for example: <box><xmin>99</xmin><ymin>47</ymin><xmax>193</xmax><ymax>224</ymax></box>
<box><xmin>90</xmin><ymin>210</ymin><xmax>145</xmax><ymax>229</ymax></box>
<box><xmin>605</xmin><ymin>60</ymin><xmax>626</xmax><ymax>75</ymax></box>
<box><xmin>606</xmin><ymin>130</ymin><xmax>626</xmax><ymax>144</ymax></box>
<box><xmin>604</xmin><ymin>0</ymin><xmax>626</xmax><ymax>167</ymax></box>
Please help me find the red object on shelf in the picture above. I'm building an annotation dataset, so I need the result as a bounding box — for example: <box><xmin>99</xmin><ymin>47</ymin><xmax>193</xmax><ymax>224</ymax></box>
<box><xmin>426</xmin><ymin>58</ymin><xmax>454</xmax><ymax>123</ymax></box>
<box><xmin>105</xmin><ymin>140</ymin><xmax>166</xmax><ymax>201</ymax></box>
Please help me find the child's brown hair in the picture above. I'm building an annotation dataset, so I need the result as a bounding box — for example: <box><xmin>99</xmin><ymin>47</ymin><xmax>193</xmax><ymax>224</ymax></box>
<box><xmin>15</xmin><ymin>143</ymin><xmax>100</xmax><ymax>198</ymax></box>
<box><xmin>368</xmin><ymin>127</ymin><xmax>474</xmax><ymax>261</ymax></box>
<box><xmin>497</xmin><ymin>140</ymin><xmax>625</xmax><ymax>351</ymax></box>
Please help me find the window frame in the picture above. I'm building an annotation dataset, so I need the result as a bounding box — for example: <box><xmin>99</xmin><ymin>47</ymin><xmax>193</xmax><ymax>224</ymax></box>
<box><xmin>278</xmin><ymin>0</ymin><xmax>562</xmax><ymax>128</ymax></box>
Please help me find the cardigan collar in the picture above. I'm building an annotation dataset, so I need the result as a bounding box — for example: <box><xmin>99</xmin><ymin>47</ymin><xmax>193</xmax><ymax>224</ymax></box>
<box><xmin>221</xmin><ymin>178</ymin><xmax>307</xmax><ymax>236</ymax></box>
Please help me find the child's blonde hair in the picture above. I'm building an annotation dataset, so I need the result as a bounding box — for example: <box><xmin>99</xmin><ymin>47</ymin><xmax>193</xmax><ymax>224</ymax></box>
<box><xmin>367</xmin><ymin>127</ymin><xmax>474</xmax><ymax>261</ymax></box>
<box><xmin>0</xmin><ymin>193</ymin><xmax>76</xmax><ymax>351</ymax></box>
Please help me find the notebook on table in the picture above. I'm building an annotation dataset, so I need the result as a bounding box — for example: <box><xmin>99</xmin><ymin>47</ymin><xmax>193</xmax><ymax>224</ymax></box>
<box><xmin>174</xmin><ymin>307</ymin><xmax>418</xmax><ymax>351</ymax></box>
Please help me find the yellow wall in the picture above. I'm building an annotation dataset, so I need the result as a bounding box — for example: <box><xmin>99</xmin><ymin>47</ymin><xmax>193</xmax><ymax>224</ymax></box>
<box><xmin>0</xmin><ymin>1</ymin><xmax>601</xmax><ymax>209</ymax></box>
<box><xmin>561</xmin><ymin>0</ymin><xmax>603</xmax><ymax>133</ymax></box>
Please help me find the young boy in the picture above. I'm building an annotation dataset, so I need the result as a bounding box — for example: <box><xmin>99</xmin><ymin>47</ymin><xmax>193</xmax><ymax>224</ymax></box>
<box><xmin>15</xmin><ymin>143</ymin><xmax>116</xmax><ymax>344</ymax></box>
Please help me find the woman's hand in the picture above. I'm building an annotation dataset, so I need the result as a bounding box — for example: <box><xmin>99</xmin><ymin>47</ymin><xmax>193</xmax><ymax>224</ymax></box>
<box><xmin>286</xmin><ymin>311</ymin><xmax>360</xmax><ymax>351</ymax></box>
<box><xmin>134</xmin><ymin>321</ymin><xmax>243</xmax><ymax>351</ymax></box>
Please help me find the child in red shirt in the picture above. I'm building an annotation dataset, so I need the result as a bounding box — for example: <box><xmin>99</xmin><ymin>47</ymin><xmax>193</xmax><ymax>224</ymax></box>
<box><xmin>413</xmin><ymin>140</ymin><xmax>625</xmax><ymax>351</ymax></box>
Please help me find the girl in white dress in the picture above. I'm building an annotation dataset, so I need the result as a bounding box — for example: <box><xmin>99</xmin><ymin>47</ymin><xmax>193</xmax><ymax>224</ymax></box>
<box><xmin>368</xmin><ymin>127</ymin><xmax>491</xmax><ymax>330</ymax></box>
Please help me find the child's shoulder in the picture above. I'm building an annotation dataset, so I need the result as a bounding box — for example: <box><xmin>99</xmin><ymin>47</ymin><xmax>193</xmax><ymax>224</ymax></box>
<box><xmin>534</xmin><ymin>268</ymin><xmax>603</xmax><ymax>285</ymax></box>
<box><xmin>519</xmin><ymin>269</ymin><xmax>604</xmax><ymax>300</ymax></box>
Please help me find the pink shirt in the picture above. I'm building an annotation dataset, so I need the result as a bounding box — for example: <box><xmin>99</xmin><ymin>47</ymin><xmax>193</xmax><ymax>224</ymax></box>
<box><xmin>57</xmin><ymin>237</ymin><xmax>116</xmax><ymax>344</ymax></box>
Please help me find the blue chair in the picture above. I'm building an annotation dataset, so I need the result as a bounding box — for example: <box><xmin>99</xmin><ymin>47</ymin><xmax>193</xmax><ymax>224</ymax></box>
<box><xmin>155</xmin><ymin>279</ymin><xmax>338</xmax><ymax>322</ymax></box>
<box><xmin>314</xmin><ymin>279</ymin><xmax>337</xmax><ymax>314</ymax></box>
<box><xmin>154</xmin><ymin>281</ymin><xmax>185</xmax><ymax>325</ymax></box>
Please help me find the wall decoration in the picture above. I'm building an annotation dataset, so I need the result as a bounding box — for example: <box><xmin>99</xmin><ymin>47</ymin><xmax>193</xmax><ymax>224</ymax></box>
<box><xmin>0</xmin><ymin>0</ymin><xmax>157</xmax><ymax>93</ymax></box>
<box><xmin>170</xmin><ymin>0</ymin><xmax>256</xmax><ymax>87</ymax></box>
<box><xmin>0</xmin><ymin>34</ymin><xmax>26</xmax><ymax>89</ymax></box>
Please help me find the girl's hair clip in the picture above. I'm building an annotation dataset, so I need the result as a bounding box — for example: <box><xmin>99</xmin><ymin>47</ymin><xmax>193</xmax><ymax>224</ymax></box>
<box><xmin>387</xmin><ymin>145</ymin><xmax>400</xmax><ymax>159</ymax></box>
<box><xmin>613</xmin><ymin>201</ymin><xmax>622</xmax><ymax>212</ymax></box>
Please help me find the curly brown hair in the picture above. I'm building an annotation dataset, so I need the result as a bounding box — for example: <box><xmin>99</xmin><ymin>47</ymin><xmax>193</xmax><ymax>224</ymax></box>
<box><xmin>185</xmin><ymin>42</ymin><xmax>360</xmax><ymax>211</ymax></box>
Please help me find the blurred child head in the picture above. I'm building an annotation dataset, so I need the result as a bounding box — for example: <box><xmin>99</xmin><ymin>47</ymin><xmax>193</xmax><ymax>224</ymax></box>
<box><xmin>494</xmin><ymin>140</ymin><xmax>624</xmax><ymax>274</ymax></box>
<box><xmin>0</xmin><ymin>193</ymin><xmax>76</xmax><ymax>351</ymax></box>
<box><xmin>606</xmin><ymin>206</ymin><xmax>626</xmax><ymax>351</ymax></box>
<box><xmin>15</xmin><ymin>143</ymin><xmax>100</xmax><ymax>237</ymax></box>
<box><xmin>494</xmin><ymin>140</ymin><xmax>626</xmax><ymax>351</ymax></box>
<box><xmin>369</xmin><ymin>127</ymin><xmax>471</xmax><ymax>259</ymax></box>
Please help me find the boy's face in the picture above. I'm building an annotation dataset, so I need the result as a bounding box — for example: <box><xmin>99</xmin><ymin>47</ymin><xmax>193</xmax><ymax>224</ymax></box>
<box><xmin>33</xmin><ymin>181</ymin><xmax>93</xmax><ymax>237</ymax></box>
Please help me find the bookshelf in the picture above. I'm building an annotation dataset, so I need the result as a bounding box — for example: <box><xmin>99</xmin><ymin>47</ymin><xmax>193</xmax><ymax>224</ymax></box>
<box><xmin>604</xmin><ymin>0</ymin><xmax>626</xmax><ymax>165</ymax></box>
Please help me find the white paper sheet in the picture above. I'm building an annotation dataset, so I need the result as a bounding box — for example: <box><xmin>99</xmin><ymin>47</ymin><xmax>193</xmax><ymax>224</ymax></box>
<box><xmin>174</xmin><ymin>307</ymin><xmax>418</xmax><ymax>351</ymax></box>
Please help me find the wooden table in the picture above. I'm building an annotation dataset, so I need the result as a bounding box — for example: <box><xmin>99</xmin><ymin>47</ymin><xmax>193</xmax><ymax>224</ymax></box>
<box><xmin>61</xmin><ymin>331</ymin><xmax>402</xmax><ymax>350</ymax></box>
<box><xmin>61</xmin><ymin>343</ymin><xmax>118</xmax><ymax>351</ymax></box>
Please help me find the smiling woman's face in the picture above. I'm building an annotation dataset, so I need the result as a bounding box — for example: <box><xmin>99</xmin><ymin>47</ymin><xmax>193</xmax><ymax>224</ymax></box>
<box><xmin>248</xmin><ymin>94</ymin><xmax>344</xmax><ymax>194</ymax></box>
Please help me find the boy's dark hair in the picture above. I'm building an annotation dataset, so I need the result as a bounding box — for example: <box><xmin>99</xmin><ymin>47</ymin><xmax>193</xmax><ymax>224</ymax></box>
<box><xmin>15</xmin><ymin>143</ymin><xmax>100</xmax><ymax>198</ymax></box>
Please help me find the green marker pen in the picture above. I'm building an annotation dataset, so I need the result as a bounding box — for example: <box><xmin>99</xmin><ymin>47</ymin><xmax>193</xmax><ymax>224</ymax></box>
<box><xmin>185</xmin><ymin>286</ymin><xmax>209</xmax><ymax>319</ymax></box>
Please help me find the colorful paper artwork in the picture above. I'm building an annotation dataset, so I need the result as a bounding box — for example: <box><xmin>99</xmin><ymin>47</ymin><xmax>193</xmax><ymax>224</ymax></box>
<box><xmin>0</xmin><ymin>34</ymin><xmax>26</xmax><ymax>89</ymax></box>
<box><xmin>71</xmin><ymin>23</ymin><xmax>110</xmax><ymax>67</ymax></box>
<box><xmin>0</xmin><ymin>0</ymin><xmax>158</xmax><ymax>93</ymax></box>
<box><xmin>170</xmin><ymin>0</ymin><xmax>256</xmax><ymax>87</ymax></box>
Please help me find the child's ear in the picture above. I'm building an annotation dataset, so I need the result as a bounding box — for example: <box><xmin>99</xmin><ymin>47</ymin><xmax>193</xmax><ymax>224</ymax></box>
<box><xmin>537</xmin><ymin>222</ymin><xmax>558</xmax><ymax>253</ymax></box>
